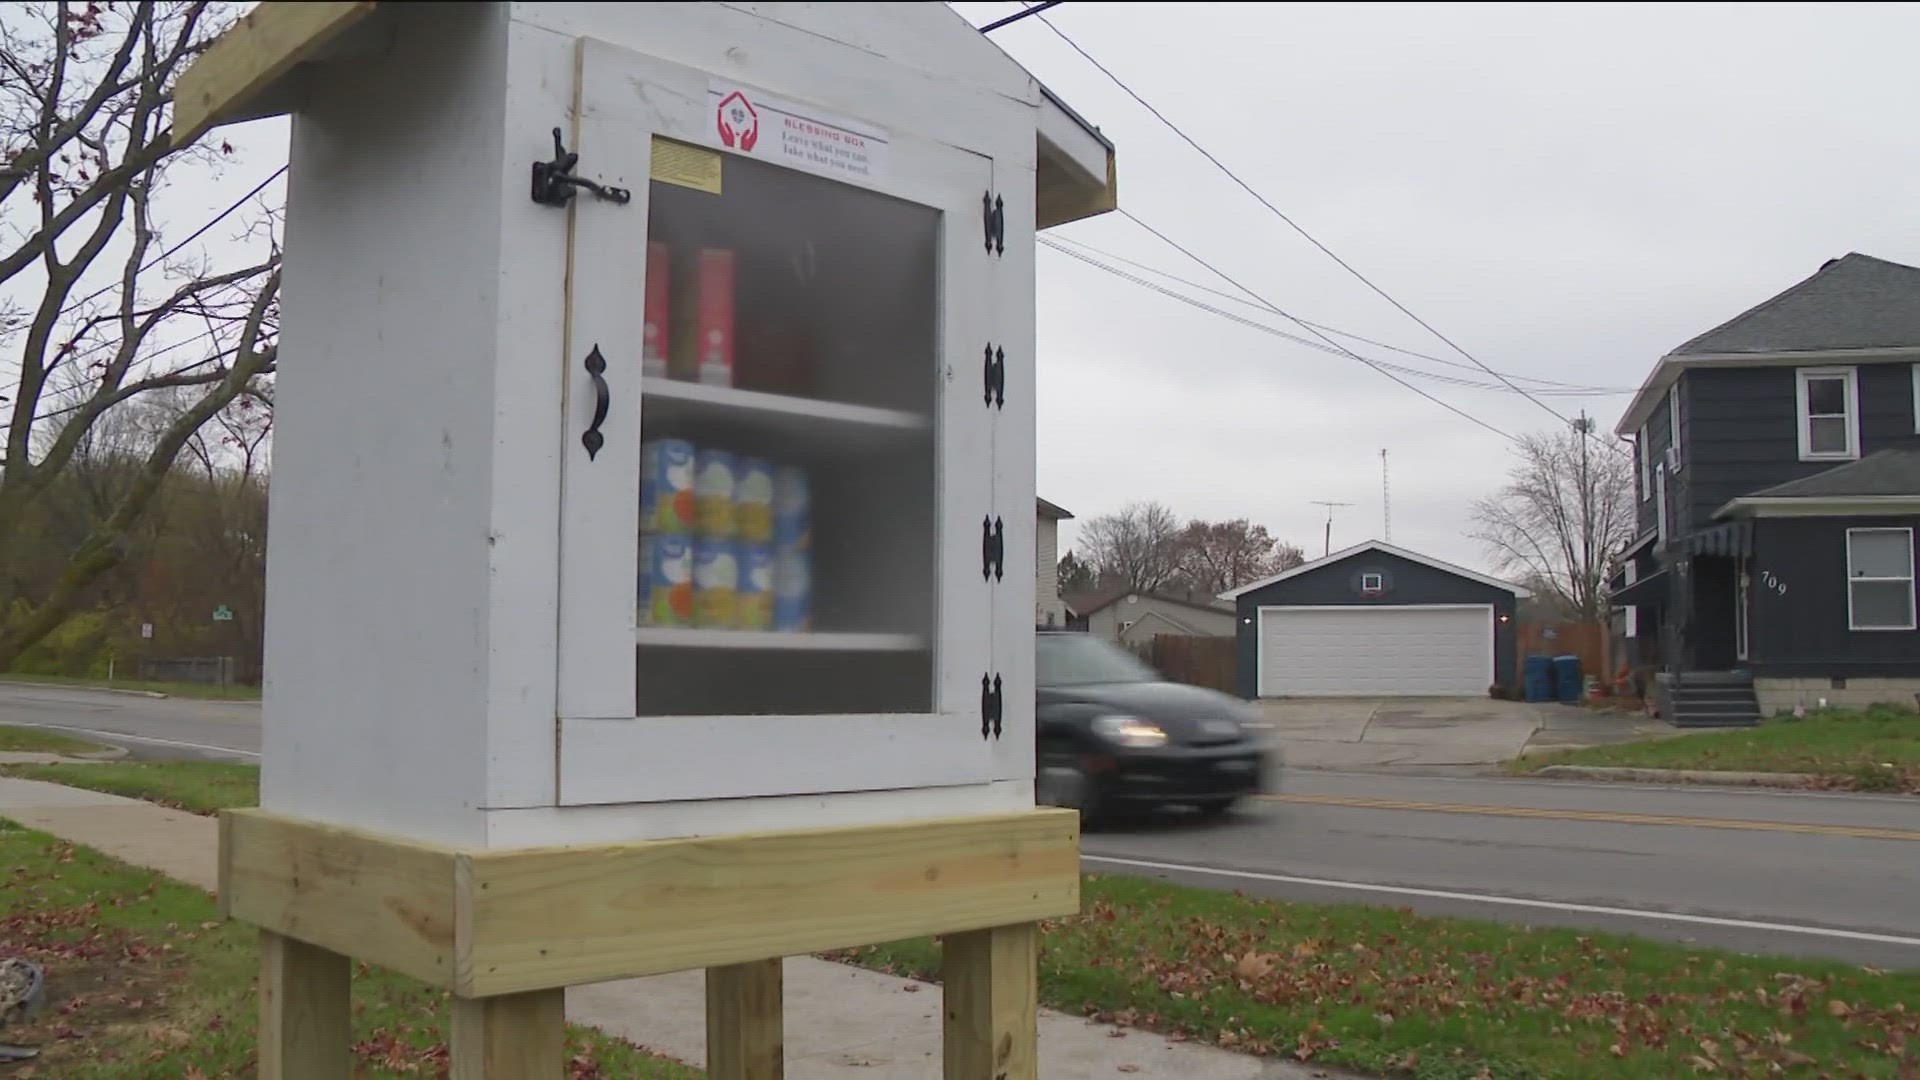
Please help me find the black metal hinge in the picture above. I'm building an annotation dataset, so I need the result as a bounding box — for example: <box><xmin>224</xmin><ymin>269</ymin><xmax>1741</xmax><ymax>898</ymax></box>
<box><xmin>981</xmin><ymin>190</ymin><xmax>1005</xmax><ymax>255</ymax></box>
<box><xmin>980</xmin><ymin>672</ymin><xmax>1003</xmax><ymax>739</ymax></box>
<box><xmin>982</xmin><ymin>344</ymin><xmax>1005</xmax><ymax>409</ymax></box>
<box><xmin>532</xmin><ymin>127</ymin><xmax>631</xmax><ymax>208</ymax></box>
<box><xmin>981</xmin><ymin>515</ymin><xmax>1004</xmax><ymax>581</ymax></box>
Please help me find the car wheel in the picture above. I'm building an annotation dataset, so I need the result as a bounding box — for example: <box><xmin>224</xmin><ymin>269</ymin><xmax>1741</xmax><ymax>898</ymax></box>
<box><xmin>1193</xmin><ymin>796</ymin><xmax>1239</xmax><ymax>815</ymax></box>
<box><xmin>1037</xmin><ymin>748</ymin><xmax>1101</xmax><ymax>823</ymax></box>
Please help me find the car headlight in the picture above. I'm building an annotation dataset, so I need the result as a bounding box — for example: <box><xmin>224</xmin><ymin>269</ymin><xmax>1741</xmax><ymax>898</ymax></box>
<box><xmin>1091</xmin><ymin>715</ymin><xmax>1168</xmax><ymax>748</ymax></box>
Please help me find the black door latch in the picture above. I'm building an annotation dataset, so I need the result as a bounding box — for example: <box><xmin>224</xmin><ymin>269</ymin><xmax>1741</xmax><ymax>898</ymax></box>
<box><xmin>531</xmin><ymin>128</ymin><xmax>632</xmax><ymax>207</ymax></box>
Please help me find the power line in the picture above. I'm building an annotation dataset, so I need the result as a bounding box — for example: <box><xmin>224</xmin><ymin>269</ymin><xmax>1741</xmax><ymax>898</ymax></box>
<box><xmin>1022</xmin><ymin>8</ymin><xmax>1628</xmax><ymax>452</ymax></box>
<box><xmin>1044</xmin><ymin>235</ymin><xmax>1633</xmax><ymax>394</ymax></box>
<box><xmin>981</xmin><ymin>0</ymin><xmax>1064</xmax><ymax>33</ymax></box>
<box><xmin>1102</xmin><ymin>208</ymin><xmax>1521</xmax><ymax>442</ymax></box>
<box><xmin>1041</xmin><ymin>236</ymin><xmax>1597</xmax><ymax>397</ymax></box>
<box><xmin>57</xmin><ymin>166</ymin><xmax>286</xmax><ymax>323</ymax></box>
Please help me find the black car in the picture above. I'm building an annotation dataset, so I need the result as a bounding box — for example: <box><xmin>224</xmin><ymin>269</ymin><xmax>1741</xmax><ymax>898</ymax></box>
<box><xmin>1035</xmin><ymin>631</ymin><xmax>1268</xmax><ymax>821</ymax></box>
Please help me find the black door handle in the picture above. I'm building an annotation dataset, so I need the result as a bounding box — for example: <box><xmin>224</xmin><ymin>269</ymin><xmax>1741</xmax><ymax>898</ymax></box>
<box><xmin>581</xmin><ymin>344</ymin><xmax>610</xmax><ymax>460</ymax></box>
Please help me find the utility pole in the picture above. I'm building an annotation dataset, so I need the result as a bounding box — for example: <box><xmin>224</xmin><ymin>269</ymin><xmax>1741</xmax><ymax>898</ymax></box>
<box><xmin>1573</xmin><ymin>410</ymin><xmax>1608</xmax><ymax>684</ymax></box>
<box><xmin>1311</xmin><ymin>500</ymin><xmax>1353</xmax><ymax>558</ymax></box>
<box><xmin>1380</xmin><ymin>449</ymin><xmax>1391</xmax><ymax>543</ymax></box>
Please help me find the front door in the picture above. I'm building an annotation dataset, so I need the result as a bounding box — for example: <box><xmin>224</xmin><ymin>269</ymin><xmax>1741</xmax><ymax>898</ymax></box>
<box><xmin>1735</xmin><ymin>566</ymin><xmax>1750</xmax><ymax>662</ymax></box>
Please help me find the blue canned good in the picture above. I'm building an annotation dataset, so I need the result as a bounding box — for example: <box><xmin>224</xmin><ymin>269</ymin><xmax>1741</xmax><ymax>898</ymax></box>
<box><xmin>735</xmin><ymin>543</ymin><xmax>774</xmax><ymax>630</ymax></box>
<box><xmin>773</xmin><ymin>549</ymin><xmax>811</xmax><ymax>631</ymax></box>
<box><xmin>637</xmin><ymin>535</ymin><xmax>654</xmax><ymax>624</ymax></box>
<box><xmin>692</xmin><ymin>538</ymin><xmax>739</xmax><ymax>628</ymax></box>
<box><xmin>735</xmin><ymin>457</ymin><xmax>775</xmax><ymax>543</ymax></box>
<box><xmin>642</xmin><ymin>439</ymin><xmax>696</xmax><ymax>535</ymax></box>
<box><xmin>772</xmin><ymin>466</ymin><xmax>810</xmax><ymax>551</ymax></box>
<box><xmin>648</xmin><ymin>534</ymin><xmax>693</xmax><ymax>626</ymax></box>
<box><xmin>694</xmin><ymin>448</ymin><xmax>737</xmax><ymax>539</ymax></box>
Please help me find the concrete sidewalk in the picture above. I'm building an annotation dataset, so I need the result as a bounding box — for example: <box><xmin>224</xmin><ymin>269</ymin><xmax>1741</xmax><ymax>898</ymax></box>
<box><xmin>0</xmin><ymin>777</ymin><xmax>1323</xmax><ymax>1079</ymax></box>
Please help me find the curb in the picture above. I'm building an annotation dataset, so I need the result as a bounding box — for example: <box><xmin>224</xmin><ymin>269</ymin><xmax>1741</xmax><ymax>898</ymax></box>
<box><xmin>1533</xmin><ymin>764</ymin><xmax>1818</xmax><ymax>788</ymax></box>
<box><xmin>0</xmin><ymin>680</ymin><xmax>168</xmax><ymax>700</ymax></box>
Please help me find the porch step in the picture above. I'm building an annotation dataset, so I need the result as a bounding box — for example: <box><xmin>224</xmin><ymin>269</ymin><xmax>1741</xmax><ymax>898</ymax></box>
<box><xmin>1657</xmin><ymin>673</ymin><xmax>1762</xmax><ymax>728</ymax></box>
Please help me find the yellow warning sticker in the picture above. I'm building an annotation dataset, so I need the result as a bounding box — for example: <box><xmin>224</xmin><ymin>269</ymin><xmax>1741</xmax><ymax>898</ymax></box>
<box><xmin>651</xmin><ymin>136</ymin><xmax>722</xmax><ymax>195</ymax></box>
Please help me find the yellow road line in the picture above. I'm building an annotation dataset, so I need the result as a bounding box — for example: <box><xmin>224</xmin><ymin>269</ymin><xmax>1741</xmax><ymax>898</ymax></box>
<box><xmin>1253</xmin><ymin>792</ymin><xmax>1920</xmax><ymax>842</ymax></box>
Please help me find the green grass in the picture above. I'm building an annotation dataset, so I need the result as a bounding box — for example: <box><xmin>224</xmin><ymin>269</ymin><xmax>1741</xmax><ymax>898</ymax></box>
<box><xmin>0</xmin><ymin>817</ymin><xmax>698</xmax><ymax>1078</ymax></box>
<box><xmin>1516</xmin><ymin>705</ymin><xmax>1920</xmax><ymax>792</ymax></box>
<box><xmin>834</xmin><ymin>874</ymin><xmax>1920</xmax><ymax>1079</ymax></box>
<box><xmin>2</xmin><ymin>761</ymin><xmax>259</xmax><ymax>814</ymax></box>
<box><xmin>0</xmin><ymin>671</ymin><xmax>261</xmax><ymax>700</ymax></box>
<box><xmin>0</xmin><ymin>723</ymin><xmax>109</xmax><ymax>756</ymax></box>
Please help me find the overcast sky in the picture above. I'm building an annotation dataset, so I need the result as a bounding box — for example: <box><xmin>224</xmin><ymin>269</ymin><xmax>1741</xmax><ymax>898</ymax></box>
<box><xmin>952</xmin><ymin>1</ymin><xmax>1920</xmax><ymax>571</ymax></box>
<box><xmin>181</xmin><ymin>2</ymin><xmax>1920</xmax><ymax>575</ymax></box>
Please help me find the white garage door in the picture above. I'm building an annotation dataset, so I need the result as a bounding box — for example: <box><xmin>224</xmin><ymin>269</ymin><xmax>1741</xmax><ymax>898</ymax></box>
<box><xmin>1258</xmin><ymin>605</ymin><xmax>1493</xmax><ymax>697</ymax></box>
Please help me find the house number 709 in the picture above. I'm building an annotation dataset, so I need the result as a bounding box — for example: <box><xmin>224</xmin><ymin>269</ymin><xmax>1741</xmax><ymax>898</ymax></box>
<box><xmin>1759</xmin><ymin>570</ymin><xmax>1787</xmax><ymax>597</ymax></box>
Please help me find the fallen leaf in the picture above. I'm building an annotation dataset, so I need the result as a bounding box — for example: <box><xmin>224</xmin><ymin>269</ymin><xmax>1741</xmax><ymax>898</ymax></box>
<box><xmin>1118</xmin><ymin>1067</ymin><xmax>1140</xmax><ymax>1074</ymax></box>
<box><xmin>1825</xmin><ymin>999</ymin><xmax>1851</xmax><ymax>1017</ymax></box>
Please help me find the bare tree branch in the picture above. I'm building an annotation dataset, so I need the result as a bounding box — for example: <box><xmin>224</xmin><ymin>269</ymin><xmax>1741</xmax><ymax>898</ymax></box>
<box><xmin>1469</xmin><ymin>428</ymin><xmax>1636</xmax><ymax>622</ymax></box>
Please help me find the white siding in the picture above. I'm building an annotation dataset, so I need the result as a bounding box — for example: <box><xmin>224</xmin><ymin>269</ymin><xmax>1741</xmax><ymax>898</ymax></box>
<box><xmin>1087</xmin><ymin>596</ymin><xmax>1235</xmax><ymax>647</ymax></box>
<box><xmin>1035</xmin><ymin>514</ymin><xmax>1064</xmax><ymax>627</ymax></box>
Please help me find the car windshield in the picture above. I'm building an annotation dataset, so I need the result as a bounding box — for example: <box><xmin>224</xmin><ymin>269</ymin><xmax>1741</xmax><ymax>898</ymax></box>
<box><xmin>1036</xmin><ymin>634</ymin><xmax>1159</xmax><ymax>686</ymax></box>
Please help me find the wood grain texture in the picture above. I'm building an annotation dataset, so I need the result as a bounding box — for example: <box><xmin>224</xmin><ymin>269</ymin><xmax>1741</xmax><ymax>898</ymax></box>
<box><xmin>455</xmin><ymin>809</ymin><xmax>1078</xmax><ymax>996</ymax></box>
<box><xmin>222</xmin><ymin>810</ymin><xmax>458</xmax><ymax>988</ymax></box>
<box><xmin>171</xmin><ymin>1</ymin><xmax>375</xmax><ymax>141</ymax></box>
<box><xmin>1036</xmin><ymin>146</ymin><xmax>1117</xmax><ymax>230</ymax></box>
<box><xmin>707</xmin><ymin>958</ymin><xmax>784</xmax><ymax>1080</ymax></box>
<box><xmin>449</xmin><ymin>989</ymin><xmax>565</xmax><ymax>1080</ymax></box>
<box><xmin>942</xmin><ymin>923</ymin><xmax>1039</xmax><ymax>1080</ymax></box>
<box><xmin>259</xmin><ymin>930</ymin><xmax>351</xmax><ymax>1080</ymax></box>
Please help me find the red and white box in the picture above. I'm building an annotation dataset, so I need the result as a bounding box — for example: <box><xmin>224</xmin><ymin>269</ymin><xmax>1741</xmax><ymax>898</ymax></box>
<box><xmin>688</xmin><ymin>248</ymin><xmax>735</xmax><ymax>387</ymax></box>
<box><xmin>642</xmin><ymin>242</ymin><xmax>670</xmax><ymax>378</ymax></box>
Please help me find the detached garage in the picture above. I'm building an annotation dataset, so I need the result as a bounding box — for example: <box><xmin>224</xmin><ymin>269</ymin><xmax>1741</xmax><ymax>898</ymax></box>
<box><xmin>1222</xmin><ymin>540</ymin><xmax>1528</xmax><ymax>698</ymax></box>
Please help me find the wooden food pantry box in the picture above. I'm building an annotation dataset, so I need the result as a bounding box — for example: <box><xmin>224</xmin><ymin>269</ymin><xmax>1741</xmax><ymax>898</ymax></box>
<box><xmin>174</xmin><ymin>3</ymin><xmax>1116</xmax><ymax>1076</ymax></box>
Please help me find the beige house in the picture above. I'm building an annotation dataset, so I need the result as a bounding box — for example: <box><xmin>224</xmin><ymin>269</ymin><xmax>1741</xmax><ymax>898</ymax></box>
<box><xmin>1068</xmin><ymin>590</ymin><xmax>1236</xmax><ymax>651</ymax></box>
<box><xmin>1036</xmin><ymin>498</ymin><xmax>1072</xmax><ymax>628</ymax></box>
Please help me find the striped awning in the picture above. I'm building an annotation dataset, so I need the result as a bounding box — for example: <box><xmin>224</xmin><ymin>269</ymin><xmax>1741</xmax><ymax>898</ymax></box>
<box><xmin>1687</xmin><ymin>520</ymin><xmax>1752</xmax><ymax>557</ymax></box>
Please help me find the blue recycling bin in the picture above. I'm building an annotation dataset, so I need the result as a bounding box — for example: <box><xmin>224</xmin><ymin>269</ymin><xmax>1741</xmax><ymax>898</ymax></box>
<box><xmin>1552</xmin><ymin>654</ymin><xmax>1583</xmax><ymax>703</ymax></box>
<box><xmin>1522</xmin><ymin>654</ymin><xmax>1555</xmax><ymax>702</ymax></box>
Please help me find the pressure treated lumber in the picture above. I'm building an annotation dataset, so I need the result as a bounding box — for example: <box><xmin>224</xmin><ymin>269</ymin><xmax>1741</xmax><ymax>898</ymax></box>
<box><xmin>449</xmin><ymin>989</ymin><xmax>566</xmax><ymax>1080</ymax></box>
<box><xmin>942</xmin><ymin>923</ymin><xmax>1040</xmax><ymax>1080</ymax></box>
<box><xmin>259</xmin><ymin>930</ymin><xmax>351</xmax><ymax>1080</ymax></box>
<box><xmin>707</xmin><ymin>958</ymin><xmax>785</xmax><ymax>1080</ymax></box>
<box><xmin>219</xmin><ymin>808</ymin><xmax>1078</xmax><ymax>997</ymax></box>
<box><xmin>171</xmin><ymin>1</ymin><xmax>375</xmax><ymax>141</ymax></box>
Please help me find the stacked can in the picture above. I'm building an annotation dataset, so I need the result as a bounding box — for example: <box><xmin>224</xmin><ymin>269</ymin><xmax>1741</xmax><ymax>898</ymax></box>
<box><xmin>771</xmin><ymin>466</ymin><xmax>811</xmax><ymax>630</ymax></box>
<box><xmin>733</xmin><ymin>458</ymin><xmax>776</xmax><ymax>630</ymax></box>
<box><xmin>641</xmin><ymin>439</ymin><xmax>697</xmax><ymax>626</ymax></box>
<box><xmin>690</xmin><ymin>449</ymin><xmax>739</xmax><ymax>627</ymax></box>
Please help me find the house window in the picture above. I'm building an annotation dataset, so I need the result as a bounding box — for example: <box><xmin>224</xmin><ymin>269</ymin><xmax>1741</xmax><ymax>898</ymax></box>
<box><xmin>1846</xmin><ymin>527</ymin><xmax>1915</xmax><ymax>631</ymax></box>
<box><xmin>1360</xmin><ymin>572</ymin><xmax>1384</xmax><ymax>594</ymax></box>
<box><xmin>1667</xmin><ymin>391</ymin><xmax>1681</xmax><ymax>464</ymax></box>
<box><xmin>1654</xmin><ymin>470</ymin><xmax>1668</xmax><ymax>545</ymax></box>
<box><xmin>1796</xmin><ymin>367</ymin><xmax>1860</xmax><ymax>460</ymax></box>
<box><xmin>1623</xmin><ymin>560</ymin><xmax>1638</xmax><ymax>638</ymax></box>
<box><xmin>1636</xmin><ymin>424</ymin><xmax>1650</xmax><ymax>501</ymax></box>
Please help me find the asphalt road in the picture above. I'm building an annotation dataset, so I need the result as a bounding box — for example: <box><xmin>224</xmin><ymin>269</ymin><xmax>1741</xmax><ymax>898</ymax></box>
<box><xmin>5</xmin><ymin>683</ymin><xmax>1917</xmax><ymax>968</ymax></box>
<box><xmin>0</xmin><ymin>682</ymin><xmax>259</xmax><ymax>762</ymax></box>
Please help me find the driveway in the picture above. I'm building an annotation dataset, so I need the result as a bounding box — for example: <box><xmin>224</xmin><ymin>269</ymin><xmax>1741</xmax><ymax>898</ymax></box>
<box><xmin>1256</xmin><ymin>697</ymin><xmax>1659</xmax><ymax>771</ymax></box>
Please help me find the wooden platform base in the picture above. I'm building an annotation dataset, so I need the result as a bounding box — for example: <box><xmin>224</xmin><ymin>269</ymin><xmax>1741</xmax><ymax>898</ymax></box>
<box><xmin>221</xmin><ymin>808</ymin><xmax>1078</xmax><ymax>1078</ymax></box>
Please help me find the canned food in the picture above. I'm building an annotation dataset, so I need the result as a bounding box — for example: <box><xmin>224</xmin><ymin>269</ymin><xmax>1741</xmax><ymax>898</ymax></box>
<box><xmin>648</xmin><ymin>534</ymin><xmax>693</xmax><ymax>627</ymax></box>
<box><xmin>692</xmin><ymin>538</ymin><xmax>739</xmax><ymax>628</ymax></box>
<box><xmin>642</xmin><ymin>439</ymin><xmax>696</xmax><ymax>534</ymax></box>
<box><xmin>773</xmin><ymin>549</ymin><xmax>811</xmax><ymax>631</ymax></box>
<box><xmin>694</xmin><ymin>448</ymin><xmax>737</xmax><ymax>538</ymax></box>
<box><xmin>735</xmin><ymin>456</ymin><xmax>775</xmax><ymax>543</ymax></box>
<box><xmin>735</xmin><ymin>543</ymin><xmax>774</xmax><ymax>630</ymax></box>
<box><xmin>772</xmin><ymin>466</ymin><xmax>810</xmax><ymax>551</ymax></box>
<box><xmin>637</xmin><ymin>535</ymin><xmax>654</xmax><ymax>624</ymax></box>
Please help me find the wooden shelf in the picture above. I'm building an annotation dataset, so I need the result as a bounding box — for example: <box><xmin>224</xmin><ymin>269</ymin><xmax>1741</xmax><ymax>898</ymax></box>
<box><xmin>641</xmin><ymin>378</ymin><xmax>929</xmax><ymax>439</ymax></box>
<box><xmin>634</xmin><ymin>626</ymin><xmax>926</xmax><ymax>651</ymax></box>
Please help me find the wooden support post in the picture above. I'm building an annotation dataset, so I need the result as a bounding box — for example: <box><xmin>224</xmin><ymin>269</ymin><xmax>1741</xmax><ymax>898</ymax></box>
<box><xmin>259</xmin><ymin>930</ymin><xmax>351</xmax><ymax>1080</ymax></box>
<box><xmin>450</xmin><ymin>989</ymin><xmax>567</xmax><ymax>1080</ymax></box>
<box><xmin>942</xmin><ymin>923</ymin><xmax>1039</xmax><ymax>1080</ymax></box>
<box><xmin>706</xmin><ymin>957</ymin><xmax>784</xmax><ymax>1079</ymax></box>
